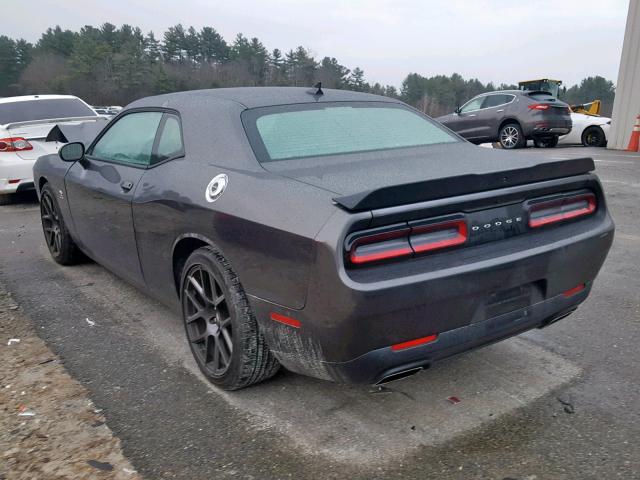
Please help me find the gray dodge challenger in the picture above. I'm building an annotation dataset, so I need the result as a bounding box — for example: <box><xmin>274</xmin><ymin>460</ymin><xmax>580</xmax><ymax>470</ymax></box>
<box><xmin>33</xmin><ymin>87</ymin><xmax>614</xmax><ymax>390</ymax></box>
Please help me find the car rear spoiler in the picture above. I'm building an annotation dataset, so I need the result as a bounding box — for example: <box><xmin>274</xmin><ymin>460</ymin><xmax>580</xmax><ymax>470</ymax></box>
<box><xmin>45</xmin><ymin>119</ymin><xmax>109</xmax><ymax>147</ymax></box>
<box><xmin>2</xmin><ymin>116</ymin><xmax>104</xmax><ymax>130</ymax></box>
<box><xmin>332</xmin><ymin>157</ymin><xmax>595</xmax><ymax>212</ymax></box>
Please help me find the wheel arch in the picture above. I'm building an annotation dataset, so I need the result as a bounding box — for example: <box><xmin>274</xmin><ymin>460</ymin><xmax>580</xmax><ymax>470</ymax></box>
<box><xmin>38</xmin><ymin>176</ymin><xmax>48</xmax><ymax>194</ymax></box>
<box><xmin>171</xmin><ymin>233</ymin><xmax>216</xmax><ymax>295</ymax></box>
<box><xmin>581</xmin><ymin>124</ymin><xmax>605</xmax><ymax>142</ymax></box>
<box><xmin>497</xmin><ymin>117</ymin><xmax>522</xmax><ymax>137</ymax></box>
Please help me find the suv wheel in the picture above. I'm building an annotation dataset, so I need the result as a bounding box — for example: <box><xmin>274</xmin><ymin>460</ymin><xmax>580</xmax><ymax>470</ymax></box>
<box><xmin>499</xmin><ymin>123</ymin><xmax>525</xmax><ymax>149</ymax></box>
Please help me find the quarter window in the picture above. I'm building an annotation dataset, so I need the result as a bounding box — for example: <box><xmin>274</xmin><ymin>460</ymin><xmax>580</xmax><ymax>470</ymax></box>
<box><xmin>90</xmin><ymin>112</ymin><xmax>163</xmax><ymax>166</ymax></box>
<box><xmin>154</xmin><ymin>114</ymin><xmax>184</xmax><ymax>163</ymax></box>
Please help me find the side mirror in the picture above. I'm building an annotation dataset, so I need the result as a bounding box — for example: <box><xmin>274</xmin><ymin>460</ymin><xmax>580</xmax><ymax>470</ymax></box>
<box><xmin>59</xmin><ymin>142</ymin><xmax>85</xmax><ymax>162</ymax></box>
<box><xmin>454</xmin><ymin>107</ymin><xmax>461</xmax><ymax>114</ymax></box>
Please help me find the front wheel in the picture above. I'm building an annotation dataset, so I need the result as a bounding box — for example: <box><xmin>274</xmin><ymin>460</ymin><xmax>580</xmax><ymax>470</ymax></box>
<box><xmin>533</xmin><ymin>136</ymin><xmax>559</xmax><ymax>148</ymax></box>
<box><xmin>40</xmin><ymin>184</ymin><xmax>83</xmax><ymax>265</ymax></box>
<box><xmin>181</xmin><ymin>246</ymin><xmax>280</xmax><ymax>390</ymax></box>
<box><xmin>582</xmin><ymin>126</ymin><xmax>606</xmax><ymax>147</ymax></box>
<box><xmin>498</xmin><ymin>123</ymin><xmax>526</xmax><ymax>149</ymax></box>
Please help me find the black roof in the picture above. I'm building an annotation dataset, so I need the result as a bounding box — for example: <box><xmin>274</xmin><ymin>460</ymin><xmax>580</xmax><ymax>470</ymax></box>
<box><xmin>127</xmin><ymin>87</ymin><xmax>398</xmax><ymax>110</ymax></box>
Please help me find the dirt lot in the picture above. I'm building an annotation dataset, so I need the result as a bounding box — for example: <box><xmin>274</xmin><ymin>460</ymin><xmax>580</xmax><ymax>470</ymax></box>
<box><xmin>0</xmin><ymin>287</ymin><xmax>141</xmax><ymax>480</ymax></box>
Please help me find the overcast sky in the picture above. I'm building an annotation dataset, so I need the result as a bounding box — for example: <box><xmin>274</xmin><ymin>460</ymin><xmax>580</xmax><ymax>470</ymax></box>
<box><xmin>5</xmin><ymin>0</ymin><xmax>629</xmax><ymax>88</ymax></box>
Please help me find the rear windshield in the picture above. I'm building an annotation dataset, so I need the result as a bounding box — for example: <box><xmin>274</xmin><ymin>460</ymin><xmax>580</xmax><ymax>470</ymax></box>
<box><xmin>0</xmin><ymin>98</ymin><xmax>96</xmax><ymax>125</ymax></box>
<box><xmin>243</xmin><ymin>103</ymin><xmax>458</xmax><ymax>162</ymax></box>
<box><xmin>528</xmin><ymin>93</ymin><xmax>557</xmax><ymax>102</ymax></box>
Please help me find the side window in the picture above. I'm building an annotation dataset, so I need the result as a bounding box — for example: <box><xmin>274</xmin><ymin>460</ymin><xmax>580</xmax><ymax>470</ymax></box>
<box><xmin>460</xmin><ymin>97</ymin><xmax>484</xmax><ymax>113</ymax></box>
<box><xmin>153</xmin><ymin>114</ymin><xmax>184</xmax><ymax>164</ymax></box>
<box><xmin>482</xmin><ymin>94</ymin><xmax>514</xmax><ymax>108</ymax></box>
<box><xmin>90</xmin><ymin>112</ymin><xmax>163</xmax><ymax>166</ymax></box>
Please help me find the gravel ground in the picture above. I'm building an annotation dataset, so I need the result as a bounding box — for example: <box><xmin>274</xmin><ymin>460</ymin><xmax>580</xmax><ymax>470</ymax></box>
<box><xmin>0</xmin><ymin>286</ymin><xmax>142</xmax><ymax>480</ymax></box>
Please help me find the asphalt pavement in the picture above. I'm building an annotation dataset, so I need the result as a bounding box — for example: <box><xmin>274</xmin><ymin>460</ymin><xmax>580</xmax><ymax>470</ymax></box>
<box><xmin>0</xmin><ymin>146</ymin><xmax>638</xmax><ymax>479</ymax></box>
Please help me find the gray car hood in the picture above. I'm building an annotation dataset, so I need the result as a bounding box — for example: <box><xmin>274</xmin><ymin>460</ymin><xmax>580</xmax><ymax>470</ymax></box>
<box><xmin>261</xmin><ymin>142</ymin><xmax>594</xmax><ymax>211</ymax></box>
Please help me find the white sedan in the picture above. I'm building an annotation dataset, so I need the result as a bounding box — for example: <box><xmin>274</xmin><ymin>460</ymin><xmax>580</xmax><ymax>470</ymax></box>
<box><xmin>0</xmin><ymin>95</ymin><xmax>105</xmax><ymax>205</ymax></box>
<box><xmin>559</xmin><ymin>112</ymin><xmax>610</xmax><ymax>147</ymax></box>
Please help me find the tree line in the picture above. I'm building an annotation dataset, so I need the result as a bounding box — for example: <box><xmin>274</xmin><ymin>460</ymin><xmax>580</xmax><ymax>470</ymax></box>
<box><xmin>0</xmin><ymin>24</ymin><xmax>615</xmax><ymax>116</ymax></box>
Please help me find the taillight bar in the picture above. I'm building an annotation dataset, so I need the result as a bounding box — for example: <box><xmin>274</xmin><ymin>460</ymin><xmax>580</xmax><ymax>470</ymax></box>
<box><xmin>348</xmin><ymin>218</ymin><xmax>468</xmax><ymax>265</ymax></box>
<box><xmin>349</xmin><ymin>226</ymin><xmax>413</xmax><ymax>264</ymax></box>
<box><xmin>528</xmin><ymin>192</ymin><xmax>596</xmax><ymax>228</ymax></box>
<box><xmin>528</xmin><ymin>104</ymin><xmax>551</xmax><ymax>111</ymax></box>
<box><xmin>0</xmin><ymin>137</ymin><xmax>33</xmax><ymax>152</ymax></box>
<box><xmin>411</xmin><ymin>219</ymin><xmax>467</xmax><ymax>253</ymax></box>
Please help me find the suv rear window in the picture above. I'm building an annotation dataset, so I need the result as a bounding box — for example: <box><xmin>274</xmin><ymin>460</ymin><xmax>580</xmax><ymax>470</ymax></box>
<box><xmin>243</xmin><ymin>103</ymin><xmax>458</xmax><ymax>162</ymax></box>
<box><xmin>0</xmin><ymin>98</ymin><xmax>96</xmax><ymax>125</ymax></box>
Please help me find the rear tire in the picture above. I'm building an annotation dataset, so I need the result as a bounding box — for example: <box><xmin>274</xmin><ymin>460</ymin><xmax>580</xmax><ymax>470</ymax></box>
<box><xmin>180</xmin><ymin>246</ymin><xmax>280</xmax><ymax>390</ymax></box>
<box><xmin>0</xmin><ymin>194</ymin><xmax>14</xmax><ymax>206</ymax></box>
<box><xmin>581</xmin><ymin>126</ymin><xmax>606</xmax><ymax>147</ymax></box>
<box><xmin>39</xmin><ymin>184</ymin><xmax>83</xmax><ymax>265</ymax></box>
<box><xmin>499</xmin><ymin>123</ymin><xmax>526</xmax><ymax>149</ymax></box>
<box><xmin>533</xmin><ymin>136</ymin><xmax>559</xmax><ymax>148</ymax></box>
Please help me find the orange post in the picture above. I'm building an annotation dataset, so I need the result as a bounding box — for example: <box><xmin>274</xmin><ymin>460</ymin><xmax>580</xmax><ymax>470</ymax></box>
<box><xmin>627</xmin><ymin>115</ymin><xmax>640</xmax><ymax>152</ymax></box>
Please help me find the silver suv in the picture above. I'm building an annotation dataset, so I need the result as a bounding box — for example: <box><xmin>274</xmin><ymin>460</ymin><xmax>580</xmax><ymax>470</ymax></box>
<box><xmin>436</xmin><ymin>90</ymin><xmax>572</xmax><ymax>149</ymax></box>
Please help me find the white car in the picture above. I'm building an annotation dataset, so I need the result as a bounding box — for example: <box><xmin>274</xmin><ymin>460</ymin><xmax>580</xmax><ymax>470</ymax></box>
<box><xmin>0</xmin><ymin>94</ymin><xmax>105</xmax><ymax>205</ymax></box>
<box><xmin>558</xmin><ymin>112</ymin><xmax>610</xmax><ymax>147</ymax></box>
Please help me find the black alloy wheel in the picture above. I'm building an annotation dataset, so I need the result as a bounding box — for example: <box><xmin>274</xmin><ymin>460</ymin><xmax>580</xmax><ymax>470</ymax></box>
<box><xmin>582</xmin><ymin>126</ymin><xmax>606</xmax><ymax>147</ymax></box>
<box><xmin>180</xmin><ymin>246</ymin><xmax>280</xmax><ymax>390</ymax></box>
<box><xmin>39</xmin><ymin>184</ymin><xmax>82</xmax><ymax>265</ymax></box>
<box><xmin>183</xmin><ymin>263</ymin><xmax>234</xmax><ymax>376</ymax></box>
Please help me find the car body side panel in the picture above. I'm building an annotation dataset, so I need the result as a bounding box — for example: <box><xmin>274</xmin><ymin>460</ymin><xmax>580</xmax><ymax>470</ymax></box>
<box><xmin>130</xmin><ymin>98</ymin><xmax>337</xmax><ymax>310</ymax></box>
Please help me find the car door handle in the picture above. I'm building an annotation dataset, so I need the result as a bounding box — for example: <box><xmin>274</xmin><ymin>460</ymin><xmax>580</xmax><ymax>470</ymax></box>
<box><xmin>468</xmin><ymin>114</ymin><xmax>476</xmax><ymax>117</ymax></box>
<box><xmin>120</xmin><ymin>181</ymin><xmax>134</xmax><ymax>192</ymax></box>
<box><xmin>496</xmin><ymin>109</ymin><xmax>504</xmax><ymax>113</ymax></box>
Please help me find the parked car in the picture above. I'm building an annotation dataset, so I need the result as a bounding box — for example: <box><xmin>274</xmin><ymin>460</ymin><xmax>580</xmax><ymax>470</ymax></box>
<box><xmin>34</xmin><ymin>87</ymin><xmax>613</xmax><ymax>390</ymax></box>
<box><xmin>0</xmin><ymin>95</ymin><xmax>105</xmax><ymax>205</ymax></box>
<box><xmin>436</xmin><ymin>90</ymin><xmax>572</xmax><ymax>149</ymax></box>
<box><xmin>559</xmin><ymin>112</ymin><xmax>610</xmax><ymax>147</ymax></box>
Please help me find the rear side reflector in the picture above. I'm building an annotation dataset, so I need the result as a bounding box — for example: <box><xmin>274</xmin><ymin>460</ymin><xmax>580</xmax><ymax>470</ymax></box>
<box><xmin>0</xmin><ymin>137</ymin><xmax>33</xmax><ymax>152</ymax></box>
<box><xmin>391</xmin><ymin>334</ymin><xmax>438</xmax><ymax>352</ymax></box>
<box><xmin>563</xmin><ymin>284</ymin><xmax>585</xmax><ymax>297</ymax></box>
<box><xmin>528</xmin><ymin>193</ymin><xmax>596</xmax><ymax>228</ymax></box>
<box><xmin>270</xmin><ymin>312</ymin><xmax>301</xmax><ymax>328</ymax></box>
<box><xmin>8</xmin><ymin>179</ymin><xmax>20</xmax><ymax>184</ymax></box>
<box><xmin>410</xmin><ymin>219</ymin><xmax>467</xmax><ymax>253</ymax></box>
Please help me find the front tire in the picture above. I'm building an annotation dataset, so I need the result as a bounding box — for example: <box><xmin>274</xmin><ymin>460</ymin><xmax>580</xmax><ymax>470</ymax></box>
<box><xmin>582</xmin><ymin>126</ymin><xmax>606</xmax><ymax>147</ymax></box>
<box><xmin>499</xmin><ymin>123</ymin><xmax>526</xmax><ymax>149</ymax></box>
<box><xmin>40</xmin><ymin>184</ymin><xmax>83</xmax><ymax>265</ymax></box>
<box><xmin>180</xmin><ymin>246</ymin><xmax>279</xmax><ymax>390</ymax></box>
<box><xmin>533</xmin><ymin>136</ymin><xmax>559</xmax><ymax>148</ymax></box>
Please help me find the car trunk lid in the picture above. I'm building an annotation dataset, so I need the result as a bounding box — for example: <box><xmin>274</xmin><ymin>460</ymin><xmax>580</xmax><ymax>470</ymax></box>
<box><xmin>261</xmin><ymin>142</ymin><xmax>594</xmax><ymax>211</ymax></box>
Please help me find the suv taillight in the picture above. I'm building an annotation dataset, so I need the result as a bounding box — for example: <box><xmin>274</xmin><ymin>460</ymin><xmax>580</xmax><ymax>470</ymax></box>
<box><xmin>527</xmin><ymin>192</ymin><xmax>596</xmax><ymax>228</ymax></box>
<box><xmin>347</xmin><ymin>218</ymin><xmax>468</xmax><ymax>265</ymax></box>
<box><xmin>0</xmin><ymin>137</ymin><xmax>33</xmax><ymax>152</ymax></box>
<box><xmin>527</xmin><ymin>104</ymin><xmax>550</xmax><ymax>111</ymax></box>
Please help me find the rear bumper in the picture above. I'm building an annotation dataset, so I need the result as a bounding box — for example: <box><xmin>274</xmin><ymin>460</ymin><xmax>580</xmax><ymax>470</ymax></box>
<box><xmin>324</xmin><ymin>286</ymin><xmax>586</xmax><ymax>384</ymax></box>
<box><xmin>0</xmin><ymin>154</ymin><xmax>36</xmax><ymax>195</ymax></box>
